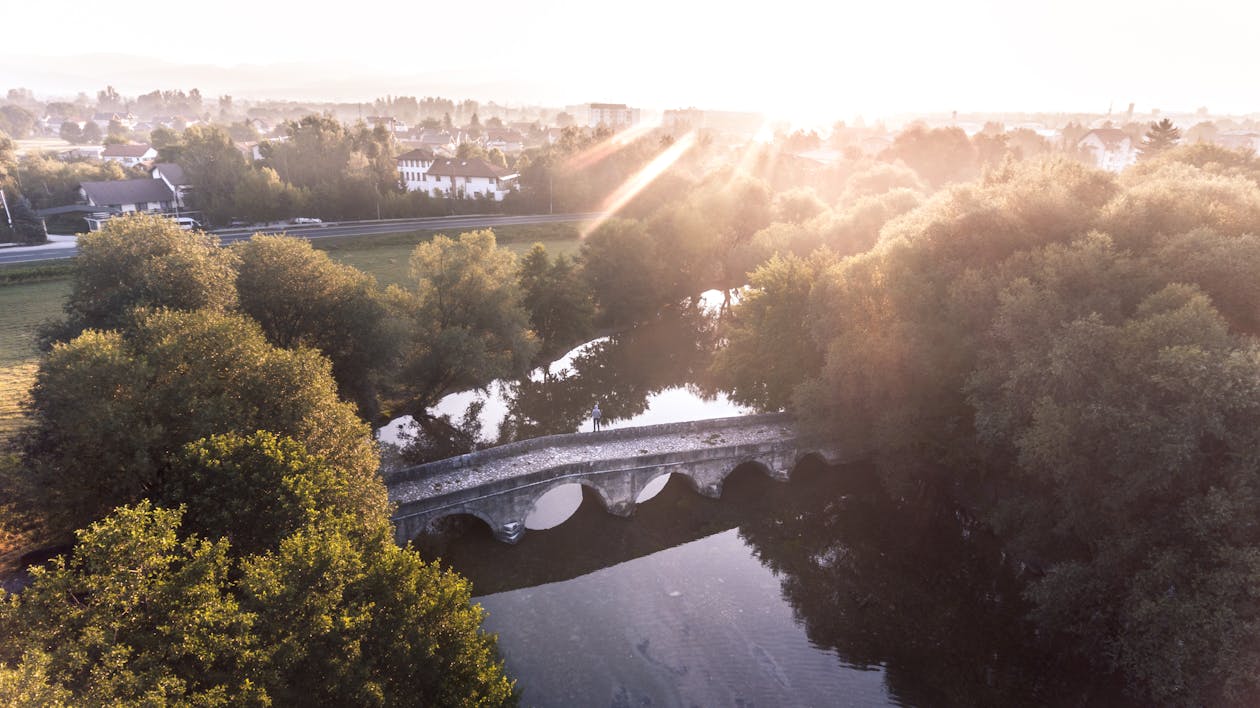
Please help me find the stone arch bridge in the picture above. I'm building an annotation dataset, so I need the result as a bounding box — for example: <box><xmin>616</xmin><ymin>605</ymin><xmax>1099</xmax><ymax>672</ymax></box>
<box><xmin>387</xmin><ymin>413</ymin><xmax>842</xmax><ymax>544</ymax></box>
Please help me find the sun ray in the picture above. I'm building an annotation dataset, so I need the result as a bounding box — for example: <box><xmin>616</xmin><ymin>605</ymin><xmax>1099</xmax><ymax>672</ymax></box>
<box><xmin>581</xmin><ymin>131</ymin><xmax>698</xmax><ymax>238</ymax></box>
<box><xmin>564</xmin><ymin>120</ymin><xmax>661</xmax><ymax>171</ymax></box>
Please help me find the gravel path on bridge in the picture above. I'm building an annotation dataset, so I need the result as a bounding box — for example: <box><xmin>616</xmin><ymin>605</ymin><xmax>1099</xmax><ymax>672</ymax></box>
<box><xmin>388</xmin><ymin>417</ymin><xmax>797</xmax><ymax>505</ymax></box>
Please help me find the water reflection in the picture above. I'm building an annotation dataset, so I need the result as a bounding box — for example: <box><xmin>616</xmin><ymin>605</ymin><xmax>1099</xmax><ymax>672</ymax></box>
<box><xmin>379</xmin><ymin>296</ymin><xmax>753</xmax><ymax>451</ymax></box>
<box><xmin>421</xmin><ymin>462</ymin><xmax>1129</xmax><ymax>706</ymax></box>
<box><xmin>524</xmin><ymin>484</ymin><xmax>585</xmax><ymax>530</ymax></box>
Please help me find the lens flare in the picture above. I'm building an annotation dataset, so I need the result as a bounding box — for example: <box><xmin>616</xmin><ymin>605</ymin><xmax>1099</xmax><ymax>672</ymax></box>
<box><xmin>581</xmin><ymin>132</ymin><xmax>697</xmax><ymax>238</ymax></box>
<box><xmin>565</xmin><ymin>121</ymin><xmax>660</xmax><ymax>171</ymax></box>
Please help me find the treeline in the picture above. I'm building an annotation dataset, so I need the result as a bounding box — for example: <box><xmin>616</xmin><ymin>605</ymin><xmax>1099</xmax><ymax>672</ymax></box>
<box><xmin>713</xmin><ymin>143</ymin><xmax>1260</xmax><ymax>705</ymax></box>
<box><xmin>0</xmin><ymin>214</ymin><xmax>524</xmax><ymax>704</ymax></box>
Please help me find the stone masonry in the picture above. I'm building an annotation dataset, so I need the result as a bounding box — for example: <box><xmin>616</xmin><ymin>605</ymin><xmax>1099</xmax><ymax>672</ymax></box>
<box><xmin>387</xmin><ymin>413</ymin><xmax>842</xmax><ymax>544</ymax></box>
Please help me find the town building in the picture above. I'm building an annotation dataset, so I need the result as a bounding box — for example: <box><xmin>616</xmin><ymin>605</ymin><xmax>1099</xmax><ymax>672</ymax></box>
<box><xmin>77</xmin><ymin>178</ymin><xmax>177</xmax><ymax>229</ymax></box>
<box><xmin>101</xmin><ymin>143</ymin><xmax>158</xmax><ymax>167</ymax></box>
<box><xmin>397</xmin><ymin>148</ymin><xmax>436</xmax><ymax>191</ymax></box>
<box><xmin>418</xmin><ymin>157</ymin><xmax>518</xmax><ymax>201</ymax></box>
<box><xmin>484</xmin><ymin>129</ymin><xmax>525</xmax><ymax>154</ymax></box>
<box><xmin>1077</xmin><ymin>128</ymin><xmax>1137</xmax><ymax>172</ymax></box>
<box><xmin>151</xmin><ymin>163</ymin><xmax>191</xmax><ymax>208</ymax></box>
<box><xmin>587</xmin><ymin>103</ymin><xmax>640</xmax><ymax>129</ymax></box>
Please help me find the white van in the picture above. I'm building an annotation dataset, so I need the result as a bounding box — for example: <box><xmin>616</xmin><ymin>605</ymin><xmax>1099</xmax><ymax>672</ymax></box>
<box><xmin>172</xmin><ymin>217</ymin><xmax>201</xmax><ymax>231</ymax></box>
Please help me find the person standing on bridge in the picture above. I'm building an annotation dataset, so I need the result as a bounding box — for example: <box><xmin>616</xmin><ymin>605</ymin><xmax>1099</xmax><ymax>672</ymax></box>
<box><xmin>592</xmin><ymin>402</ymin><xmax>602</xmax><ymax>432</ymax></box>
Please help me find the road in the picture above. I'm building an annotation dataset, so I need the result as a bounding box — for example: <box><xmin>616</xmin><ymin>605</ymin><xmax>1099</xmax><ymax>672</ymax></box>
<box><xmin>0</xmin><ymin>212</ymin><xmax>602</xmax><ymax>266</ymax></box>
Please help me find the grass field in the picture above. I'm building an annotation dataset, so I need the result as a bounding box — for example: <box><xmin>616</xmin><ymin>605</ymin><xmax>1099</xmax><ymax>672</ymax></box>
<box><xmin>0</xmin><ymin>222</ymin><xmax>585</xmax><ymax>443</ymax></box>
<box><xmin>0</xmin><ymin>277</ymin><xmax>69</xmax><ymax>441</ymax></box>
<box><xmin>313</xmin><ymin>222</ymin><xmax>586</xmax><ymax>286</ymax></box>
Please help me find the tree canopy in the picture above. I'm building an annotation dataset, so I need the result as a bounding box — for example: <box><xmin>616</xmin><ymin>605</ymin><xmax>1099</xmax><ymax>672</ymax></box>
<box><xmin>61</xmin><ymin>213</ymin><xmax>238</xmax><ymax>334</ymax></box>
<box><xmin>390</xmin><ymin>230</ymin><xmax>537</xmax><ymax>411</ymax></box>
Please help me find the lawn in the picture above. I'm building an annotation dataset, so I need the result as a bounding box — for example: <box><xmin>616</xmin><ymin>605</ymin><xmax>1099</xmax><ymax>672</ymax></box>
<box><xmin>313</xmin><ymin>222</ymin><xmax>586</xmax><ymax>286</ymax></box>
<box><xmin>0</xmin><ymin>221</ymin><xmax>585</xmax><ymax>442</ymax></box>
<box><xmin>0</xmin><ymin>276</ymin><xmax>69</xmax><ymax>441</ymax></box>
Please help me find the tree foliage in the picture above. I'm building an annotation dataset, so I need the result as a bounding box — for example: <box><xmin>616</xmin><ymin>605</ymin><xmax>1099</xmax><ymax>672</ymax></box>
<box><xmin>234</xmin><ymin>235</ymin><xmax>394</xmax><ymax>417</ymax></box>
<box><xmin>23</xmin><ymin>309</ymin><xmax>384</xmax><ymax>532</ymax></box>
<box><xmin>722</xmin><ymin>154</ymin><xmax>1260</xmax><ymax>703</ymax></box>
<box><xmin>579</xmin><ymin>218</ymin><xmax>666</xmax><ymax>327</ymax></box>
<box><xmin>1139</xmin><ymin>118</ymin><xmax>1182</xmax><ymax>160</ymax></box>
<box><xmin>0</xmin><ymin>502</ymin><xmax>517</xmax><ymax>707</ymax></box>
<box><xmin>518</xmin><ymin>243</ymin><xmax>594</xmax><ymax>357</ymax></box>
<box><xmin>61</xmin><ymin>213</ymin><xmax>238</xmax><ymax>334</ymax></box>
<box><xmin>390</xmin><ymin>230</ymin><xmax>537</xmax><ymax>410</ymax></box>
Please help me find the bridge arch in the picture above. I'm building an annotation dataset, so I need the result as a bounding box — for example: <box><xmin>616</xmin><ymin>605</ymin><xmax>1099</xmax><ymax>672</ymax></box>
<box><xmin>387</xmin><ymin>413</ymin><xmax>845</xmax><ymax>545</ymax></box>
<box><xmin>524</xmin><ymin>480</ymin><xmax>614</xmax><ymax>530</ymax></box>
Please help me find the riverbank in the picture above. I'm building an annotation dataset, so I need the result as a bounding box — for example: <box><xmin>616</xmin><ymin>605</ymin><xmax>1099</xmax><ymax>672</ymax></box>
<box><xmin>0</xmin><ymin>223</ymin><xmax>585</xmax><ymax>445</ymax></box>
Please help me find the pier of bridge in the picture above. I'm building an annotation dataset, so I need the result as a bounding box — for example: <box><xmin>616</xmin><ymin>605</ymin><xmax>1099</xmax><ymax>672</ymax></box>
<box><xmin>386</xmin><ymin>413</ymin><xmax>842</xmax><ymax>544</ymax></box>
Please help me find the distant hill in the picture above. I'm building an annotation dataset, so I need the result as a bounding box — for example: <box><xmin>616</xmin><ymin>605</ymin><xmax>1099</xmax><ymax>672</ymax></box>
<box><xmin>0</xmin><ymin>52</ymin><xmax>562</xmax><ymax>105</ymax></box>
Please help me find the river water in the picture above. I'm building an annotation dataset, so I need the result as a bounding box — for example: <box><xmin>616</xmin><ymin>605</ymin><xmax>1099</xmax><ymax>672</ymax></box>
<box><xmin>402</xmin><ymin>295</ymin><xmax>1127</xmax><ymax>706</ymax></box>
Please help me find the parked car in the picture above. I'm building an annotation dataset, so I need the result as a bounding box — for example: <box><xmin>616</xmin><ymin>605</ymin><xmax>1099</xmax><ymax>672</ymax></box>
<box><xmin>292</xmin><ymin>217</ymin><xmax>323</xmax><ymax>225</ymax></box>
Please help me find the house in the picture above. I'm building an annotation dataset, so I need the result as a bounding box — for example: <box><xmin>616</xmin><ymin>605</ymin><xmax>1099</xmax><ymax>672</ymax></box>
<box><xmin>416</xmin><ymin>130</ymin><xmax>458</xmax><ymax>157</ymax></box>
<box><xmin>1214</xmin><ymin>131</ymin><xmax>1260</xmax><ymax>154</ymax></box>
<box><xmin>78</xmin><ymin>179</ymin><xmax>176</xmax><ymax>229</ymax></box>
<box><xmin>419</xmin><ymin>157</ymin><xmax>518</xmax><ymax>200</ymax></box>
<box><xmin>91</xmin><ymin>112</ymin><xmax>137</xmax><ymax>130</ymax></box>
<box><xmin>484</xmin><ymin>129</ymin><xmax>525</xmax><ymax>154</ymax></box>
<box><xmin>101</xmin><ymin>143</ymin><xmax>158</xmax><ymax>167</ymax></box>
<box><xmin>1077</xmin><ymin>128</ymin><xmax>1137</xmax><ymax>172</ymax></box>
<box><xmin>396</xmin><ymin>148</ymin><xmax>436</xmax><ymax>191</ymax></box>
<box><xmin>60</xmin><ymin>146</ymin><xmax>105</xmax><ymax>161</ymax></box>
<box><xmin>367</xmin><ymin>116</ymin><xmax>409</xmax><ymax>134</ymax></box>
<box><xmin>859</xmin><ymin>135</ymin><xmax>894</xmax><ymax>155</ymax></box>
<box><xmin>151</xmin><ymin>163</ymin><xmax>191</xmax><ymax>208</ymax></box>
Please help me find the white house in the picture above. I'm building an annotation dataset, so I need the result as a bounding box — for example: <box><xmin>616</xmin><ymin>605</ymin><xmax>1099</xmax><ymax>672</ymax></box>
<box><xmin>420</xmin><ymin>157</ymin><xmax>518</xmax><ymax>201</ymax></box>
<box><xmin>151</xmin><ymin>163</ymin><xmax>191</xmax><ymax>208</ymax></box>
<box><xmin>78</xmin><ymin>179</ymin><xmax>176</xmax><ymax>228</ymax></box>
<box><xmin>1078</xmin><ymin>129</ymin><xmax>1137</xmax><ymax>172</ymax></box>
<box><xmin>396</xmin><ymin>148</ymin><xmax>436</xmax><ymax>191</ymax></box>
<box><xmin>101</xmin><ymin>143</ymin><xmax>158</xmax><ymax>167</ymax></box>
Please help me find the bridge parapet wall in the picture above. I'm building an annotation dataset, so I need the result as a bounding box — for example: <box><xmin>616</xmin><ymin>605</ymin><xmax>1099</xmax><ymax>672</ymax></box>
<box><xmin>385</xmin><ymin>412</ymin><xmax>794</xmax><ymax>485</ymax></box>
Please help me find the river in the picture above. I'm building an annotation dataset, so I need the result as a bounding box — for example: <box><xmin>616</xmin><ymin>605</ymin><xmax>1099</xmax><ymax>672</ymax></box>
<box><xmin>399</xmin><ymin>295</ymin><xmax>1128</xmax><ymax>706</ymax></box>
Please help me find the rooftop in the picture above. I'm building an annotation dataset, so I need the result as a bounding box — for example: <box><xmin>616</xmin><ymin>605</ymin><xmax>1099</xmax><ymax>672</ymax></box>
<box><xmin>80</xmin><ymin>178</ymin><xmax>174</xmax><ymax>206</ymax></box>
<box><xmin>425</xmin><ymin>157</ymin><xmax>516</xmax><ymax>179</ymax></box>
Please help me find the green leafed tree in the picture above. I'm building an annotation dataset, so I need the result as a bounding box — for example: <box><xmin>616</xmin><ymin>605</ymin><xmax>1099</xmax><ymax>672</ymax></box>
<box><xmin>59</xmin><ymin>213</ymin><xmax>238</xmax><ymax>336</ymax></box>
<box><xmin>579</xmin><ymin>218</ymin><xmax>667</xmax><ymax>327</ymax></box>
<box><xmin>0</xmin><ymin>502</ymin><xmax>517</xmax><ymax>707</ymax></box>
<box><xmin>389</xmin><ymin>229</ymin><xmax>538</xmax><ymax>411</ymax></box>
<box><xmin>711</xmin><ymin>251</ymin><xmax>834</xmax><ymax>410</ymax></box>
<box><xmin>159</xmin><ymin>125</ymin><xmax>250</xmax><ymax>225</ymax></box>
<box><xmin>518</xmin><ymin>243</ymin><xmax>594</xmax><ymax>357</ymax></box>
<box><xmin>234</xmin><ymin>235</ymin><xmax>394</xmax><ymax>417</ymax></box>
<box><xmin>0</xmin><ymin>502</ymin><xmax>265</xmax><ymax>706</ymax></box>
<box><xmin>22</xmin><ymin>308</ymin><xmax>384</xmax><ymax>532</ymax></box>
<box><xmin>1139</xmin><ymin>118</ymin><xmax>1182</xmax><ymax>160</ymax></box>
<box><xmin>163</xmin><ymin>431</ymin><xmax>388</xmax><ymax>556</ymax></box>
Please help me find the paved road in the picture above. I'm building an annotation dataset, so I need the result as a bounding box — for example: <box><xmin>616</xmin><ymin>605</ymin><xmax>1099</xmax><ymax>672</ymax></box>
<box><xmin>0</xmin><ymin>212</ymin><xmax>602</xmax><ymax>265</ymax></box>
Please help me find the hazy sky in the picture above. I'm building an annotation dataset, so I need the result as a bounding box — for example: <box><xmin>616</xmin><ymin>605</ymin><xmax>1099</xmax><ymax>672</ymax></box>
<box><xmin>4</xmin><ymin>0</ymin><xmax>1258</xmax><ymax>123</ymax></box>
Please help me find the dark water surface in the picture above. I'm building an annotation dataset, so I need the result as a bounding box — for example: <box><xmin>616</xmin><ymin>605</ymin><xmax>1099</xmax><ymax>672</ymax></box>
<box><xmin>380</xmin><ymin>293</ymin><xmax>750</xmax><ymax>449</ymax></box>
<box><xmin>421</xmin><ymin>463</ymin><xmax>1125</xmax><ymax>707</ymax></box>
<box><xmin>399</xmin><ymin>293</ymin><xmax>1125</xmax><ymax>706</ymax></box>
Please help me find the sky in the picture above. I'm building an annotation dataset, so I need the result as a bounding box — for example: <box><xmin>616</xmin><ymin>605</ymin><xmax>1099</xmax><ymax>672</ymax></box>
<box><xmin>3</xmin><ymin>0</ymin><xmax>1259</xmax><ymax>125</ymax></box>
